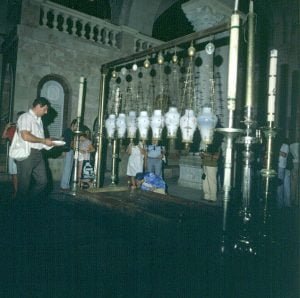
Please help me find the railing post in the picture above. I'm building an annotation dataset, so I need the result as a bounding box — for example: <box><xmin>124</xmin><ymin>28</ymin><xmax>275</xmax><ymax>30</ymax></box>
<box><xmin>62</xmin><ymin>14</ymin><xmax>68</xmax><ymax>33</ymax></box>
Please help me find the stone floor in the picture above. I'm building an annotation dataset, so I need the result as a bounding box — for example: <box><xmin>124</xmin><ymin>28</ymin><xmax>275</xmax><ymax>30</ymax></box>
<box><xmin>0</xmin><ymin>175</ymin><xmax>299</xmax><ymax>297</ymax></box>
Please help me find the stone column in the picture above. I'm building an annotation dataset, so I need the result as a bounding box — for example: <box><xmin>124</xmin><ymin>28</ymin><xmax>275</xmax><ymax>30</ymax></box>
<box><xmin>178</xmin><ymin>155</ymin><xmax>203</xmax><ymax>190</ymax></box>
<box><xmin>20</xmin><ymin>0</ymin><xmax>41</xmax><ymax>27</ymax></box>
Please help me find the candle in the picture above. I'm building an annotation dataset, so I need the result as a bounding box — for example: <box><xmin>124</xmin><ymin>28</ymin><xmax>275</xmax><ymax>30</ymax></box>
<box><xmin>77</xmin><ymin>76</ymin><xmax>85</xmax><ymax>118</ymax></box>
<box><xmin>234</xmin><ymin>0</ymin><xmax>239</xmax><ymax>12</ymax></box>
<box><xmin>267</xmin><ymin>49</ymin><xmax>278</xmax><ymax>121</ymax></box>
<box><xmin>227</xmin><ymin>13</ymin><xmax>240</xmax><ymax>100</ymax></box>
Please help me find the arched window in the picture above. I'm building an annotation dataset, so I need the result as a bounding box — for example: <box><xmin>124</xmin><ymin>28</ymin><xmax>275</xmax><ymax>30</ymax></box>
<box><xmin>40</xmin><ymin>80</ymin><xmax>65</xmax><ymax>138</ymax></box>
<box><xmin>38</xmin><ymin>75</ymin><xmax>71</xmax><ymax>138</ymax></box>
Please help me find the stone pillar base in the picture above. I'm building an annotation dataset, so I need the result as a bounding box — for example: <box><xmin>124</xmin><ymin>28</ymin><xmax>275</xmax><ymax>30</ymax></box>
<box><xmin>178</xmin><ymin>155</ymin><xmax>203</xmax><ymax>190</ymax></box>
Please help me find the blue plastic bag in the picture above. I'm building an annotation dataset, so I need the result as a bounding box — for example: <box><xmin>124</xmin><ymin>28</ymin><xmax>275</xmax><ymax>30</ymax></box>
<box><xmin>140</xmin><ymin>172</ymin><xmax>166</xmax><ymax>192</ymax></box>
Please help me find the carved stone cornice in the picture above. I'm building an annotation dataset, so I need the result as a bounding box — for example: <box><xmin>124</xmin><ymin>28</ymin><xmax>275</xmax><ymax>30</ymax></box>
<box><xmin>182</xmin><ymin>0</ymin><xmax>233</xmax><ymax>32</ymax></box>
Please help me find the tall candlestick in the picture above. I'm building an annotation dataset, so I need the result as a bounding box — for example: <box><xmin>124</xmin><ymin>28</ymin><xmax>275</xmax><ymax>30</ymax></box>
<box><xmin>227</xmin><ymin>11</ymin><xmax>240</xmax><ymax>129</ymax></box>
<box><xmin>227</xmin><ymin>13</ymin><xmax>240</xmax><ymax>100</ymax></box>
<box><xmin>77</xmin><ymin>76</ymin><xmax>85</xmax><ymax>118</ymax></box>
<box><xmin>267</xmin><ymin>49</ymin><xmax>278</xmax><ymax>122</ymax></box>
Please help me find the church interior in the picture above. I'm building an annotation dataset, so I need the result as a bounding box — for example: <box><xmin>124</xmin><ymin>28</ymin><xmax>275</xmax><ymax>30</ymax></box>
<box><xmin>0</xmin><ymin>0</ymin><xmax>299</xmax><ymax>297</ymax></box>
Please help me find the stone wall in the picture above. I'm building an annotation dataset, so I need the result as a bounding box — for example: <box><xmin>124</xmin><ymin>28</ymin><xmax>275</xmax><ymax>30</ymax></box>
<box><xmin>12</xmin><ymin>0</ymin><xmax>161</xmax><ymax>181</ymax></box>
<box><xmin>13</xmin><ymin>23</ymin><xmax>120</xmax><ymax>179</ymax></box>
<box><xmin>14</xmin><ymin>23</ymin><xmax>117</xmax><ymax>130</ymax></box>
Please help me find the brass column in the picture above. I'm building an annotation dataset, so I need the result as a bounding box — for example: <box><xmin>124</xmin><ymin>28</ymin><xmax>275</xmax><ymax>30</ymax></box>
<box><xmin>110</xmin><ymin>87</ymin><xmax>121</xmax><ymax>186</ymax></box>
<box><xmin>94</xmin><ymin>69</ymin><xmax>108</xmax><ymax>188</ymax></box>
<box><xmin>71</xmin><ymin>117</ymin><xmax>81</xmax><ymax>194</ymax></box>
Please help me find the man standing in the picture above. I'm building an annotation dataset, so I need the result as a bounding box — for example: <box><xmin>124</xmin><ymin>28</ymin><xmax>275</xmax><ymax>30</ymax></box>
<box><xmin>15</xmin><ymin>97</ymin><xmax>54</xmax><ymax>200</ymax></box>
<box><xmin>146</xmin><ymin>139</ymin><xmax>165</xmax><ymax>177</ymax></box>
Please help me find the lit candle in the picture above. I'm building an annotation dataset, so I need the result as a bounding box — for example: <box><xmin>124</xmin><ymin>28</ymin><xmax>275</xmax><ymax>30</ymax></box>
<box><xmin>77</xmin><ymin>76</ymin><xmax>85</xmax><ymax>118</ymax></box>
<box><xmin>267</xmin><ymin>49</ymin><xmax>278</xmax><ymax>122</ymax></box>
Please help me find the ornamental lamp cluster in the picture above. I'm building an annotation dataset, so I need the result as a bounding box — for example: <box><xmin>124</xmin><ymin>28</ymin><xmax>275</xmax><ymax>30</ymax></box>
<box><xmin>104</xmin><ymin>41</ymin><xmax>219</xmax><ymax>150</ymax></box>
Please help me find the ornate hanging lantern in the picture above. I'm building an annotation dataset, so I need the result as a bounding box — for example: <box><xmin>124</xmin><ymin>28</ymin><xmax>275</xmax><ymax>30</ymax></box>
<box><xmin>197</xmin><ymin>48</ymin><xmax>218</xmax><ymax>146</ymax></box>
<box><xmin>165</xmin><ymin>107</ymin><xmax>180</xmax><ymax>139</ymax></box>
<box><xmin>132</xmin><ymin>63</ymin><xmax>138</xmax><ymax>71</ymax></box>
<box><xmin>157</xmin><ymin>51</ymin><xmax>164</xmax><ymax>65</ymax></box>
<box><xmin>172</xmin><ymin>49</ymin><xmax>178</xmax><ymax>64</ymax></box>
<box><xmin>126</xmin><ymin>111</ymin><xmax>137</xmax><ymax>142</ymax></box>
<box><xmin>150</xmin><ymin>109</ymin><xmax>165</xmax><ymax>140</ymax></box>
<box><xmin>197</xmin><ymin>106</ymin><xmax>218</xmax><ymax>145</ymax></box>
<box><xmin>137</xmin><ymin>111</ymin><xmax>150</xmax><ymax>141</ymax></box>
<box><xmin>205</xmin><ymin>42</ymin><xmax>215</xmax><ymax>55</ymax></box>
<box><xmin>105</xmin><ymin>114</ymin><xmax>116</xmax><ymax>141</ymax></box>
<box><xmin>179</xmin><ymin>42</ymin><xmax>197</xmax><ymax>149</ymax></box>
<box><xmin>144</xmin><ymin>56</ymin><xmax>150</xmax><ymax>69</ymax></box>
<box><xmin>116</xmin><ymin>113</ymin><xmax>127</xmax><ymax>139</ymax></box>
<box><xmin>111</xmin><ymin>69</ymin><xmax>118</xmax><ymax>78</ymax></box>
<box><xmin>180</xmin><ymin>109</ymin><xmax>197</xmax><ymax>145</ymax></box>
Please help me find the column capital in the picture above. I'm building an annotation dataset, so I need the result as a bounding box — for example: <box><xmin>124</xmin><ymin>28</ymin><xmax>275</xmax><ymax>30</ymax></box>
<box><xmin>182</xmin><ymin>0</ymin><xmax>233</xmax><ymax>32</ymax></box>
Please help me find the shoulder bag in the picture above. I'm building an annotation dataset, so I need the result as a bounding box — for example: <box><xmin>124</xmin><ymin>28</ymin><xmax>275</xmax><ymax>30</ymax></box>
<box><xmin>9</xmin><ymin>130</ymin><xmax>31</xmax><ymax>161</ymax></box>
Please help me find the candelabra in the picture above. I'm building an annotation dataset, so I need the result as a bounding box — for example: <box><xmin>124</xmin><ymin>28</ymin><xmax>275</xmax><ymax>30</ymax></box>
<box><xmin>71</xmin><ymin>118</ymin><xmax>82</xmax><ymax>194</ymax></box>
<box><xmin>259</xmin><ymin>49</ymin><xmax>278</xmax><ymax>251</ymax></box>
<box><xmin>215</xmin><ymin>0</ymin><xmax>244</xmax><ymax>254</ymax></box>
<box><xmin>107</xmin><ymin>87</ymin><xmax>122</xmax><ymax>186</ymax></box>
<box><xmin>233</xmin><ymin>0</ymin><xmax>257</xmax><ymax>256</ymax></box>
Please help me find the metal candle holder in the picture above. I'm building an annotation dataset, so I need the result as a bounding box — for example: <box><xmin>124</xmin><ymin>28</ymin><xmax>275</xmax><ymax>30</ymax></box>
<box><xmin>215</xmin><ymin>0</ymin><xmax>243</xmax><ymax>254</ymax></box>
<box><xmin>93</xmin><ymin>70</ymin><xmax>108</xmax><ymax>188</ymax></box>
<box><xmin>259</xmin><ymin>122</ymin><xmax>277</xmax><ymax>249</ymax></box>
<box><xmin>110</xmin><ymin>87</ymin><xmax>121</xmax><ymax>186</ymax></box>
<box><xmin>233</xmin><ymin>0</ymin><xmax>257</xmax><ymax>256</ymax></box>
<box><xmin>71</xmin><ymin>117</ymin><xmax>82</xmax><ymax>195</ymax></box>
<box><xmin>215</xmin><ymin>127</ymin><xmax>243</xmax><ymax>253</ymax></box>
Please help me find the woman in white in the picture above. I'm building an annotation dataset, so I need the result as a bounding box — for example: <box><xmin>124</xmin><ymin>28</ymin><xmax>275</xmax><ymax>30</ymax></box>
<box><xmin>126</xmin><ymin>140</ymin><xmax>146</xmax><ymax>189</ymax></box>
